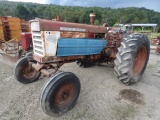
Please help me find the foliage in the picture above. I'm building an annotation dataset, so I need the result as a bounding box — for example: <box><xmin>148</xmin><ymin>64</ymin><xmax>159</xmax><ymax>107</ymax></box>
<box><xmin>15</xmin><ymin>4</ymin><xmax>30</xmax><ymax>20</ymax></box>
<box><xmin>0</xmin><ymin>1</ymin><xmax>160</xmax><ymax>28</ymax></box>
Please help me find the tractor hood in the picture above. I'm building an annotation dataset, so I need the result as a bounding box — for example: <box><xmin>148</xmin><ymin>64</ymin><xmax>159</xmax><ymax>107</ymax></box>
<box><xmin>30</xmin><ymin>19</ymin><xmax>107</xmax><ymax>33</ymax></box>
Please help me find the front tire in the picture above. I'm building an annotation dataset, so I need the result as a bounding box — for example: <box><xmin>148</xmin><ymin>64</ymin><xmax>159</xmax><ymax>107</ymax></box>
<box><xmin>40</xmin><ymin>72</ymin><xmax>81</xmax><ymax>117</ymax></box>
<box><xmin>14</xmin><ymin>57</ymin><xmax>41</xmax><ymax>84</ymax></box>
<box><xmin>114</xmin><ymin>34</ymin><xmax>150</xmax><ymax>85</ymax></box>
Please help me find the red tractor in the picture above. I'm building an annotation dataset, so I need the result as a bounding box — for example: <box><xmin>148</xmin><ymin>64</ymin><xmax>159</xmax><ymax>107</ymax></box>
<box><xmin>155</xmin><ymin>36</ymin><xmax>160</xmax><ymax>53</ymax></box>
<box><xmin>21</xmin><ymin>32</ymin><xmax>33</xmax><ymax>52</ymax></box>
<box><xmin>151</xmin><ymin>36</ymin><xmax>160</xmax><ymax>53</ymax></box>
<box><xmin>14</xmin><ymin>15</ymin><xmax>150</xmax><ymax>116</ymax></box>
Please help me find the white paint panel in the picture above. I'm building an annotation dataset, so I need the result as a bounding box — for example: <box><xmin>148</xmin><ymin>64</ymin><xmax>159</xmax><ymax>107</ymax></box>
<box><xmin>31</xmin><ymin>22</ymin><xmax>40</xmax><ymax>31</ymax></box>
<box><xmin>32</xmin><ymin>31</ymin><xmax>44</xmax><ymax>57</ymax></box>
<box><xmin>44</xmin><ymin>31</ymin><xmax>60</xmax><ymax>56</ymax></box>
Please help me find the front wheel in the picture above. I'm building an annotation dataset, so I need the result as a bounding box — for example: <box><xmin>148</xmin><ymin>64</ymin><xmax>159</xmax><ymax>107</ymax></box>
<box><xmin>14</xmin><ymin>57</ymin><xmax>41</xmax><ymax>84</ymax></box>
<box><xmin>114</xmin><ymin>34</ymin><xmax>150</xmax><ymax>85</ymax></box>
<box><xmin>40</xmin><ymin>72</ymin><xmax>81</xmax><ymax>117</ymax></box>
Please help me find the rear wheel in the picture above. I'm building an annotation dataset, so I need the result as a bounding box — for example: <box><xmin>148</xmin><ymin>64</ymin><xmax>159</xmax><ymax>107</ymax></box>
<box><xmin>114</xmin><ymin>34</ymin><xmax>150</xmax><ymax>85</ymax></box>
<box><xmin>40</xmin><ymin>72</ymin><xmax>81</xmax><ymax>117</ymax></box>
<box><xmin>14</xmin><ymin>57</ymin><xmax>41</xmax><ymax>84</ymax></box>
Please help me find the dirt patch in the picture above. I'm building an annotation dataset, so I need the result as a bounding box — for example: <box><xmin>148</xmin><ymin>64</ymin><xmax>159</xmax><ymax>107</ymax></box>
<box><xmin>119</xmin><ymin>89</ymin><xmax>144</xmax><ymax>105</ymax></box>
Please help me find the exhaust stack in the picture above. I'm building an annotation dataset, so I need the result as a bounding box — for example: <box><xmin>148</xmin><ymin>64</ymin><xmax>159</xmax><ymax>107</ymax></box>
<box><xmin>89</xmin><ymin>13</ymin><xmax>96</xmax><ymax>25</ymax></box>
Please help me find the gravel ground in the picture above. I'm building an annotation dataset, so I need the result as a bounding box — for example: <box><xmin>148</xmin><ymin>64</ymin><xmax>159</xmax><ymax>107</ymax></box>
<box><xmin>0</xmin><ymin>50</ymin><xmax>160</xmax><ymax>120</ymax></box>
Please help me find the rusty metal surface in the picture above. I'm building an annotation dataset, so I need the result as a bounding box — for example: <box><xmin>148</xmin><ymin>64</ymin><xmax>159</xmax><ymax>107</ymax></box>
<box><xmin>151</xmin><ymin>37</ymin><xmax>160</xmax><ymax>53</ymax></box>
<box><xmin>156</xmin><ymin>44</ymin><xmax>160</xmax><ymax>53</ymax></box>
<box><xmin>21</xmin><ymin>61</ymin><xmax>38</xmax><ymax>79</ymax></box>
<box><xmin>106</xmin><ymin>28</ymin><xmax>123</xmax><ymax>47</ymax></box>
<box><xmin>102</xmin><ymin>27</ymin><xmax>123</xmax><ymax>63</ymax></box>
<box><xmin>56</xmin><ymin>15</ymin><xmax>61</xmax><ymax>21</ymax></box>
<box><xmin>60</xmin><ymin>31</ymin><xmax>87</xmax><ymax>38</ymax></box>
<box><xmin>40</xmin><ymin>69</ymin><xmax>52</xmax><ymax>77</ymax></box>
<box><xmin>104</xmin><ymin>47</ymin><xmax>116</xmax><ymax>58</ymax></box>
<box><xmin>30</xmin><ymin>19</ymin><xmax>107</xmax><ymax>33</ymax></box>
<box><xmin>89</xmin><ymin>13</ymin><xmax>96</xmax><ymax>25</ymax></box>
<box><xmin>31</xmin><ymin>62</ymin><xmax>52</xmax><ymax>77</ymax></box>
<box><xmin>151</xmin><ymin>38</ymin><xmax>158</xmax><ymax>44</ymax></box>
<box><xmin>156</xmin><ymin>38</ymin><xmax>160</xmax><ymax>53</ymax></box>
<box><xmin>54</xmin><ymin>82</ymin><xmax>75</xmax><ymax>106</ymax></box>
<box><xmin>33</xmin><ymin>54</ymin><xmax>102</xmax><ymax>64</ymax></box>
<box><xmin>31</xmin><ymin>62</ymin><xmax>43</xmax><ymax>71</ymax></box>
<box><xmin>33</xmin><ymin>54</ymin><xmax>84</xmax><ymax>63</ymax></box>
<box><xmin>31</xmin><ymin>61</ymin><xmax>63</xmax><ymax>77</ymax></box>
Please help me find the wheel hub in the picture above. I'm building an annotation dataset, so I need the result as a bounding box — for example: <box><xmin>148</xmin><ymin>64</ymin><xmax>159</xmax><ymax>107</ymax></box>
<box><xmin>54</xmin><ymin>83</ymin><xmax>75</xmax><ymax>106</ymax></box>
<box><xmin>22</xmin><ymin>63</ymin><xmax>37</xmax><ymax>79</ymax></box>
<box><xmin>62</xmin><ymin>90</ymin><xmax>69</xmax><ymax>99</ymax></box>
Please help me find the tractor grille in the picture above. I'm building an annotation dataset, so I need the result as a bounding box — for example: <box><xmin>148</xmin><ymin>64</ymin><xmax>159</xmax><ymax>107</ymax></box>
<box><xmin>32</xmin><ymin>31</ymin><xmax>44</xmax><ymax>56</ymax></box>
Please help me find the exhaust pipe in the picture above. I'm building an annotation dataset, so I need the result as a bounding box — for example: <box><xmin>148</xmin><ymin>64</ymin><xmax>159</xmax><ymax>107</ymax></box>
<box><xmin>89</xmin><ymin>13</ymin><xmax>96</xmax><ymax>25</ymax></box>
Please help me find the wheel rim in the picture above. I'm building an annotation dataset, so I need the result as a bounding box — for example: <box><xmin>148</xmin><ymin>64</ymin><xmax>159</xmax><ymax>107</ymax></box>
<box><xmin>21</xmin><ymin>62</ymin><xmax>37</xmax><ymax>79</ymax></box>
<box><xmin>133</xmin><ymin>46</ymin><xmax>147</xmax><ymax>75</ymax></box>
<box><xmin>53</xmin><ymin>82</ymin><xmax>75</xmax><ymax>106</ymax></box>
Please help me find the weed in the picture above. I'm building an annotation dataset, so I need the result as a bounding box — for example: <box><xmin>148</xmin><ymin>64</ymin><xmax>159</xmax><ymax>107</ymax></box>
<box><xmin>112</xmin><ymin>104</ymin><xmax>136</xmax><ymax>120</ymax></box>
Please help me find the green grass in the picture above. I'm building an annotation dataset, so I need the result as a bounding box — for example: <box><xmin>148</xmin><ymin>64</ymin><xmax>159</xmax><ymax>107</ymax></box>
<box><xmin>147</xmin><ymin>63</ymin><xmax>158</xmax><ymax>69</ymax></box>
<box><xmin>112</xmin><ymin>104</ymin><xmax>136</xmax><ymax>120</ymax></box>
<box><xmin>148</xmin><ymin>33</ymin><xmax>160</xmax><ymax>39</ymax></box>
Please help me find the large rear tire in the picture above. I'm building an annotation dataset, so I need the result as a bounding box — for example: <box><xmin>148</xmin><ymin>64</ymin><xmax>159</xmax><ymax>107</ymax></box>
<box><xmin>114</xmin><ymin>34</ymin><xmax>150</xmax><ymax>85</ymax></box>
<box><xmin>14</xmin><ymin>57</ymin><xmax>41</xmax><ymax>84</ymax></box>
<box><xmin>40</xmin><ymin>72</ymin><xmax>81</xmax><ymax>117</ymax></box>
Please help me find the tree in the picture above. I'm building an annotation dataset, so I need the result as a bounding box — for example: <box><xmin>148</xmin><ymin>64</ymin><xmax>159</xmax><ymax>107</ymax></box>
<box><xmin>81</xmin><ymin>9</ymin><xmax>92</xmax><ymax>24</ymax></box>
<box><xmin>132</xmin><ymin>17</ymin><xmax>140</xmax><ymax>23</ymax></box>
<box><xmin>15</xmin><ymin>4</ymin><xmax>30</xmax><ymax>20</ymax></box>
<box><xmin>0</xmin><ymin>1</ymin><xmax>160</xmax><ymax>27</ymax></box>
<box><xmin>35</xmin><ymin>6</ymin><xmax>45</xmax><ymax>18</ymax></box>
